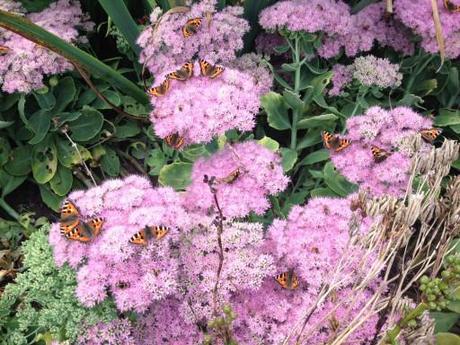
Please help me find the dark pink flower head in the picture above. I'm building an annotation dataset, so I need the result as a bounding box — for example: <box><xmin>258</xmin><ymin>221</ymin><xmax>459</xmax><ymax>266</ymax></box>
<box><xmin>395</xmin><ymin>0</ymin><xmax>460</xmax><ymax>58</ymax></box>
<box><xmin>49</xmin><ymin>175</ymin><xmax>191</xmax><ymax>312</ymax></box>
<box><xmin>0</xmin><ymin>0</ymin><xmax>94</xmax><ymax>93</ymax></box>
<box><xmin>184</xmin><ymin>140</ymin><xmax>289</xmax><ymax>219</ymax></box>
<box><xmin>149</xmin><ymin>61</ymin><xmax>267</xmax><ymax>146</ymax></box>
<box><xmin>229</xmin><ymin>195</ymin><xmax>380</xmax><ymax>344</ymax></box>
<box><xmin>259</xmin><ymin>0</ymin><xmax>351</xmax><ymax>36</ymax></box>
<box><xmin>138</xmin><ymin>0</ymin><xmax>249</xmax><ymax>76</ymax></box>
<box><xmin>331</xmin><ymin>106</ymin><xmax>433</xmax><ymax>197</ymax></box>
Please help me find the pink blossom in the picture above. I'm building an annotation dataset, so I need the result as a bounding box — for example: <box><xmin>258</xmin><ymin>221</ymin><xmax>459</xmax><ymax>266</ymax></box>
<box><xmin>76</xmin><ymin>319</ymin><xmax>137</xmax><ymax>345</ymax></box>
<box><xmin>184</xmin><ymin>141</ymin><xmax>289</xmax><ymax>219</ymax></box>
<box><xmin>329</xmin><ymin>64</ymin><xmax>353</xmax><ymax>96</ymax></box>
<box><xmin>138</xmin><ymin>0</ymin><xmax>249</xmax><ymax>76</ymax></box>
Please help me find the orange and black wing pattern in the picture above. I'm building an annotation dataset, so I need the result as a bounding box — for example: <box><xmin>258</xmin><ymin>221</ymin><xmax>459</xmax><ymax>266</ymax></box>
<box><xmin>371</xmin><ymin>146</ymin><xmax>391</xmax><ymax>163</ymax></box>
<box><xmin>147</xmin><ymin>79</ymin><xmax>171</xmax><ymax>97</ymax></box>
<box><xmin>129</xmin><ymin>228</ymin><xmax>148</xmax><ymax>245</ymax></box>
<box><xmin>65</xmin><ymin>223</ymin><xmax>93</xmax><ymax>243</ymax></box>
<box><xmin>322</xmin><ymin>131</ymin><xmax>350</xmax><ymax>152</ymax></box>
<box><xmin>199</xmin><ymin>59</ymin><xmax>224</xmax><ymax>79</ymax></box>
<box><xmin>87</xmin><ymin>217</ymin><xmax>104</xmax><ymax>237</ymax></box>
<box><xmin>420</xmin><ymin>128</ymin><xmax>442</xmax><ymax>143</ymax></box>
<box><xmin>182</xmin><ymin>18</ymin><xmax>202</xmax><ymax>38</ymax></box>
<box><xmin>152</xmin><ymin>225</ymin><xmax>170</xmax><ymax>240</ymax></box>
<box><xmin>165</xmin><ymin>133</ymin><xmax>185</xmax><ymax>150</ymax></box>
<box><xmin>275</xmin><ymin>271</ymin><xmax>299</xmax><ymax>290</ymax></box>
<box><xmin>167</xmin><ymin>62</ymin><xmax>194</xmax><ymax>81</ymax></box>
<box><xmin>444</xmin><ymin>0</ymin><xmax>460</xmax><ymax>12</ymax></box>
<box><xmin>60</xmin><ymin>200</ymin><xmax>80</xmax><ymax>235</ymax></box>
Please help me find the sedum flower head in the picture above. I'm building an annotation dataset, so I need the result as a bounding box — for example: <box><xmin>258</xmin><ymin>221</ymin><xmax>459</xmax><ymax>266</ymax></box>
<box><xmin>76</xmin><ymin>319</ymin><xmax>137</xmax><ymax>345</ymax></box>
<box><xmin>184</xmin><ymin>140</ymin><xmax>289</xmax><ymax>219</ymax></box>
<box><xmin>138</xmin><ymin>0</ymin><xmax>249</xmax><ymax>76</ymax></box>
<box><xmin>0</xmin><ymin>0</ymin><xmax>94</xmax><ymax>93</ymax></box>
<box><xmin>330</xmin><ymin>106</ymin><xmax>434</xmax><ymax>197</ymax></box>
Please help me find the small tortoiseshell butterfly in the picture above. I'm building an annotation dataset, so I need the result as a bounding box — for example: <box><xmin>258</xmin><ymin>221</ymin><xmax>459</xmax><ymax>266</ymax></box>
<box><xmin>165</xmin><ymin>133</ymin><xmax>185</xmax><ymax>150</ymax></box>
<box><xmin>60</xmin><ymin>200</ymin><xmax>104</xmax><ymax>243</ymax></box>
<box><xmin>0</xmin><ymin>46</ymin><xmax>10</xmax><ymax>55</ymax></box>
<box><xmin>147</xmin><ymin>79</ymin><xmax>170</xmax><ymax>97</ymax></box>
<box><xmin>371</xmin><ymin>145</ymin><xmax>391</xmax><ymax>163</ymax></box>
<box><xmin>182</xmin><ymin>18</ymin><xmax>202</xmax><ymax>38</ymax></box>
<box><xmin>322</xmin><ymin>131</ymin><xmax>350</xmax><ymax>152</ymax></box>
<box><xmin>275</xmin><ymin>270</ymin><xmax>299</xmax><ymax>290</ymax></box>
<box><xmin>167</xmin><ymin>62</ymin><xmax>194</xmax><ymax>81</ymax></box>
<box><xmin>420</xmin><ymin>128</ymin><xmax>442</xmax><ymax>143</ymax></box>
<box><xmin>444</xmin><ymin>0</ymin><xmax>460</xmax><ymax>12</ymax></box>
<box><xmin>129</xmin><ymin>225</ymin><xmax>170</xmax><ymax>245</ymax></box>
<box><xmin>199</xmin><ymin>59</ymin><xmax>224</xmax><ymax>79</ymax></box>
<box><xmin>216</xmin><ymin>168</ymin><xmax>240</xmax><ymax>184</ymax></box>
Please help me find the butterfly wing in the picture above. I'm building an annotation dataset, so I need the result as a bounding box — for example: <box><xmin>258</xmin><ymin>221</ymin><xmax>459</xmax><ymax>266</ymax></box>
<box><xmin>199</xmin><ymin>59</ymin><xmax>224</xmax><ymax>79</ymax></box>
<box><xmin>444</xmin><ymin>0</ymin><xmax>460</xmax><ymax>12</ymax></box>
<box><xmin>151</xmin><ymin>225</ymin><xmax>170</xmax><ymax>240</ymax></box>
<box><xmin>148</xmin><ymin>79</ymin><xmax>170</xmax><ymax>97</ymax></box>
<box><xmin>322</xmin><ymin>131</ymin><xmax>350</xmax><ymax>152</ymax></box>
<box><xmin>87</xmin><ymin>217</ymin><xmax>104</xmax><ymax>237</ymax></box>
<box><xmin>322</xmin><ymin>131</ymin><xmax>336</xmax><ymax>150</ymax></box>
<box><xmin>65</xmin><ymin>223</ymin><xmax>92</xmax><ymax>243</ymax></box>
<box><xmin>182</xmin><ymin>18</ymin><xmax>202</xmax><ymax>38</ymax></box>
<box><xmin>335</xmin><ymin>138</ymin><xmax>350</xmax><ymax>152</ymax></box>
<box><xmin>290</xmin><ymin>272</ymin><xmax>300</xmax><ymax>290</ymax></box>
<box><xmin>129</xmin><ymin>229</ymin><xmax>148</xmax><ymax>245</ymax></box>
<box><xmin>371</xmin><ymin>146</ymin><xmax>390</xmax><ymax>163</ymax></box>
<box><xmin>420</xmin><ymin>128</ymin><xmax>442</xmax><ymax>143</ymax></box>
<box><xmin>217</xmin><ymin>168</ymin><xmax>240</xmax><ymax>184</ymax></box>
<box><xmin>165</xmin><ymin>133</ymin><xmax>185</xmax><ymax>150</ymax></box>
<box><xmin>168</xmin><ymin>62</ymin><xmax>194</xmax><ymax>81</ymax></box>
<box><xmin>275</xmin><ymin>272</ymin><xmax>289</xmax><ymax>289</ymax></box>
<box><xmin>60</xmin><ymin>200</ymin><xmax>80</xmax><ymax>235</ymax></box>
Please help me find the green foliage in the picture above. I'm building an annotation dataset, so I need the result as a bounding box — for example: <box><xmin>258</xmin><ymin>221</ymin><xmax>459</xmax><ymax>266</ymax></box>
<box><xmin>0</xmin><ymin>226</ymin><xmax>117</xmax><ymax>344</ymax></box>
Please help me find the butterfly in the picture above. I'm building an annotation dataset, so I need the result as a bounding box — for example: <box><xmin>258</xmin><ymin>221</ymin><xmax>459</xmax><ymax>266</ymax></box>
<box><xmin>165</xmin><ymin>133</ymin><xmax>185</xmax><ymax>150</ymax></box>
<box><xmin>322</xmin><ymin>131</ymin><xmax>350</xmax><ymax>152</ymax></box>
<box><xmin>182</xmin><ymin>18</ymin><xmax>202</xmax><ymax>38</ymax></box>
<box><xmin>129</xmin><ymin>225</ymin><xmax>170</xmax><ymax>245</ymax></box>
<box><xmin>444</xmin><ymin>0</ymin><xmax>460</xmax><ymax>12</ymax></box>
<box><xmin>199</xmin><ymin>59</ymin><xmax>224</xmax><ymax>79</ymax></box>
<box><xmin>167</xmin><ymin>62</ymin><xmax>194</xmax><ymax>81</ymax></box>
<box><xmin>59</xmin><ymin>200</ymin><xmax>104</xmax><ymax>243</ymax></box>
<box><xmin>275</xmin><ymin>270</ymin><xmax>299</xmax><ymax>290</ymax></box>
<box><xmin>371</xmin><ymin>145</ymin><xmax>391</xmax><ymax>163</ymax></box>
<box><xmin>216</xmin><ymin>168</ymin><xmax>240</xmax><ymax>184</ymax></box>
<box><xmin>147</xmin><ymin>78</ymin><xmax>170</xmax><ymax>97</ymax></box>
<box><xmin>420</xmin><ymin>128</ymin><xmax>442</xmax><ymax>143</ymax></box>
<box><xmin>60</xmin><ymin>200</ymin><xmax>80</xmax><ymax>235</ymax></box>
<box><xmin>0</xmin><ymin>46</ymin><xmax>10</xmax><ymax>55</ymax></box>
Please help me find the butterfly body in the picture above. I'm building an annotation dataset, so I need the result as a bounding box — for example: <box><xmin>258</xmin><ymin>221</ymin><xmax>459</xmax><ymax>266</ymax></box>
<box><xmin>275</xmin><ymin>270</ymin><xmax>299</xmax><ymax>290</ymax></box>
<box><xmin>182</xmin><ymin>18</ymin><xmax>202</xmax><ymax>38</ymax></box>
<box><xmin>216</xmin><ymin>168</ymin><xmax>240</xmax><ymax>184</ymax></box>
<box><xmin>167</xmin><ymin>62</ymin><xmax>194</xmax><ymax>81</ymax></box>
<box><xmin>371</xmin><ymin>145</ymin><xmax>391</xmax><ymax>163</ymax></box>
<box><xmin>199</xmin><ymin>59</ymin><xmax>224</xmax><ymax>79</ymax></box>
<box><xmin>59</xmin><ymin>200</ymin><xmax>104</xmax><ymax>242</ymax></box>
<box><xmin>129</xmin><ymin>225</ymin><xmax>170</xmax><ymax>245</ymax></box>
<box><xmin>322</xmin><ymin>131</ymin><xmax>350</xmax><ymax>152</ymax></box>
<box><xmin>420</xmin><ymin>128</ymin><xmax>442</xmax><ymax>143</ymax></box>
<box><xmin>165</xmin><ymin>133</ymin><xmax>185</xmax><ymax>150</ymax></box>
<box><xmin>444</xmin><ymin>0</ymin><xmax>460</xmax><ymax>12</ymax></box>
<box><xmin>147</xmin><ymin>79</ymin><xmax>170</xmax><ymax>97</ymax></box>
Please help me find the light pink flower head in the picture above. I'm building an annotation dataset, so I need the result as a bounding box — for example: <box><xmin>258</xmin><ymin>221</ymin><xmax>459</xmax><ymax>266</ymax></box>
<box><xmin>149</xmin><ymin>61</ymin><xmax>267</xmax><ymax>146</ymax></box>
<box><xmin>330</xmin><ymin>106</ymin><xmax>434</xmax><ymax>197</ymax></box>
<box><xmin>0</xmin><ymin>0</ymin><xmax>94</xmax><ymax>93</ymax></box>
<box><xmin>184</xmin><ymin>141</ymin><xmax>289</xmax><ymax>219</ymax></box>
<box><xmin>138</xmin><ymin>0</ymin><xmax>249</xmax><ymax>76</ymax></box>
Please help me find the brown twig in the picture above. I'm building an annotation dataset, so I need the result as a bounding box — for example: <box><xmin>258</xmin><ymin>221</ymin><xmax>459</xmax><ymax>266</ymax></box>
<box><xmin>117</xmin><ymin>149</ymin><xmax>148</xmax><ymax>176</ymax></box>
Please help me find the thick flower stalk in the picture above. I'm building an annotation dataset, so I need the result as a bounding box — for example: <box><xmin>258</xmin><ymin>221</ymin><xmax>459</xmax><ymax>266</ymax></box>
<box><xmin>0</xmin><ymin>0</ymin><xmax>94</xmax><ymax>93</ymax></box>
<box><xmin>137</xmin><ymin>0</ymin><xmax>249</xmax><ymax>76</ymax></box>
<box><xmin>395</xmin><ymin>0</ymin><xmax>460</xmax><ymax>58</ymax></box>
<box><xmin>184</xmin><ymin>140</ymin><xmax>289</xmax><ymax>219</ymax></box>
<box><xmin>149</xmin><ymin>61</ymin><xmax>268</xmax><ymax>146</ymax></box>
<box><xmin>49</xmin><ymin>175</ymin><xmax>190</xmax><ymax>312</ymax></box>
<box><xmin>330</xmin><ymin>106</ymin><xmax>434</xmax><ymax>197</ymax></box>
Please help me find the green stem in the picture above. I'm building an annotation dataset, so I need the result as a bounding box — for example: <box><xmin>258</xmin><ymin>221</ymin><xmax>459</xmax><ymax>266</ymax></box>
<box><xmin>386</xmin><ymin>302</ymin><xmax>429</xmax><ymax>344</ymax></box>
<box><xmin>0</xmin><ymin>197</ymin><xmax>19</xmax><ymax>220</ymax></box>
<box><xmin>290</xmin><ymin>37</ymin><xmax>301</xmax><ymax>150</ymax></box>
<box><xmin>405</xmin><ymin>55</ymin><xmax>435</xmax><ymax>95</ymax></box>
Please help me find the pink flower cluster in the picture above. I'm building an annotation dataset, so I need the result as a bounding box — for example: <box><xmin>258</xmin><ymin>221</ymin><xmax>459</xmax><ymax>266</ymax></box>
<box><xmin>0</xmin><ymin>0</ymin><xmax>94</xmax><ymax>93</ymax></box>
<box><xmin>76</xmin><ymin>319</ymin><xmax>136</xmax><ymax>345</ymax></box>
<box><xmin>329</xmin><ymin>64</ymin><xmax>353</xmax><ymax>96</ymax></box>
<box><xmin>395</xmin><ymin>0</ymin><xmax>460</xmax><ymax>58</ymax></box>
<box><xmin>137</xmin><ymin>0</ymin><xmax>249</xmax><ymax>76</ymax></box>
<box><xmin>330</xmin><ymin>106</ymin><xmax>434</xmax><ymax>197</ymax></box>
<box><xmin>184</xmin><ymin>141</ymin><xmax>289</xmax><ymax>218</ymax></box>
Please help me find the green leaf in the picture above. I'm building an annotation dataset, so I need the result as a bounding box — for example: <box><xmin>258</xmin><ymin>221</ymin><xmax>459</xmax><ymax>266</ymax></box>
<box><xmin>261</xmin><ymin>92</ymin><xmax>290</xmax><ymax>130</ymax></box>
<box><xmin>146</xmin><ymin>149</ymin><xmax>167</xmax><ymax>176</ymax></box>
<box><xmin>38</xmin><ymin>184</ymin><xmax>63</xmax><ymax>212</ymax></box>
<box><xmin>436</xmin><ymin>332</ymin><xmax>460</xmax><ymax>345</ymax></box>
<box><xmin>115</xmin><ymin>120</ymin><xmax>141</xmax><ymax>138</ymax></box>
<box><xmin>323</xmin><ymin>162</ymin><xmax>357</xmax><ymax>197</ymax></box>
<box><xmin>91</xmin><ymin>90</ymin><xmax>122</xmax><ymax>110</ymax></box>
<box><xmin>299</xmin><ymin>149</ymin><xmax>329</xmax><ymax>166</ymax></box>
<box><xmin>181</xmin><ymin>145</ymin><xmax>209</xmax><ymax>162</ymax></box>
<box><xmin>280</xmin><ymin>148</ymin><xmax>298</xmax><ymax>172</ymax></box>
<box><xmin>0</xmin><ymin>10</ymin><xmax>148</xmax><ymax>104</ymax></box>
<box><xmin>0</xmin><ymin>137</ymin><xmax>10</xmax><ymax>166</ymax></box>
<box><xmin>55</xmin><ymin>137</ymin><xmax>91</xmax><ymax>168</ymax></box>
<box><xmin>447</xmin><ymin>300</ymin><xmax>460</xmax><ymax>313</ymax></box>
<box><xmin>33</xmin><ymin>90</ymin><xmax>56</xmax><ymax>110</ymax></box>
<box><xmin>435</xmin><ymin>109</ymin><xmax>460</xmax><ymax>127</ymax></box>
<box><xmin>0</xmin><ymin>169</ymin><xmax>26</xmax><ymax>198</ymax></box>
<box><xmin>18</xmin><ymin>0</ymin><xmax>54</xmax><ymax>12</ymax></box>
<box><xmin>49</xmin><ymin>165</ymin><xmax>73</xmax><ymax>196</ymax></box>
<box><xmin>311</xmin><ymin>187</ymin><xmax>338</xmax><ymax>197</ymax></box>
<box><xmin>431</xmin><ymin>312</ymin><xmax>459</xmax><ymax>333</ymax></box>
<box><xmin>158</xmin><ymin>162</ymin><xmax>192</xmax><ymax>190</ymax></box>
<box><xmin>296</xmin><ymin>130</ymin><xmax>322</xmax><ymax>150</ymax></box>
<box><xmin>68</xmin><ymin>107</ymin><xmax>104</xmax><ymax>142</ymax></box>
<box><xmin>100</xmin><ymin>147</ymin><xmax>120</xmax><ymax>177</ymax></box>
<box><xmin>303</xmin><ymin>72</ymin><xmax>333</xmax><ymax>105</ymax></box>
<box><xmin>28</xmin><ymin>110</ymin><xmax>51</xmax><ymax>145</ymax></box>
<box><xmin>4</xmin><ymin>146</ymin><xmax>32</xmax><ymax>176</ymax></box>
<box><xmin>257</xmin><ymin>136</ymin><xmax>280</xmax><ymax>152</ymax></box>
<box><xmin>297</xmin><ymin>114</ymin><xmax>338</xmax><ymax>129</ymax></box>
<box><xmin>32</xmin><ymin>137</ymin><xmax>58</xmax><ymax>184</ymax></box>
<box><xmin>55</xmin><ymin>112</ymin><xmax>82</xmax><ymax>125</ymax></box>
<box><xmin>0</xmin><ymin>120</ymin><xmax>14</xmax><ymax>129</ymax></box>
<box><xmin>283</xmin><ymin>90</ymin><xmax>304</xmax><ymax>111</ymax></box>
<box><xmin>53</xmin><ymin>77</ymin><xmax>76</xmax><ymax>112</ymax></box>
<box><xmin>0</xmin><ymin>93</ymin><xmax>19</xmax><ymax>111</ymax></box>
<box><xmin>98</xmin><ymin>0</ymin><xmax>141</xmax><ymax>55</ymax></box>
